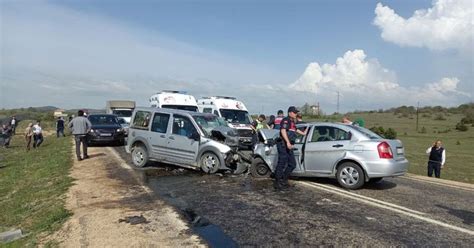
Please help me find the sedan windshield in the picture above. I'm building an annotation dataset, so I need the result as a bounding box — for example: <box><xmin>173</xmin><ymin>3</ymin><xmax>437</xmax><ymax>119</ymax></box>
<box><xmin>350</xmin><ymin>125</ymin><xmax>382</xmax><ymax>139</ymax></box>
<box><xmin>219</xmin><ymin>109</ymin><xmax>251</xmax><ymax>125</ymax></box>
<box><xmin>89</xmin><ymin>115</ymin><xmax>119</xmax><ymax>125</ymax></box>
<box><xmin>192</xmin><ymin>115</ymin><xmax>228</xmax><ymax>137</ymax></box>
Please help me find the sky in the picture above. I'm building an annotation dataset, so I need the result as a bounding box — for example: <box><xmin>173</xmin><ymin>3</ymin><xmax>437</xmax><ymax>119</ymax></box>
<box><xmin>1</xmin><ymin>0</ymin><xmax>473</xmax><ymax>114</ymax></box>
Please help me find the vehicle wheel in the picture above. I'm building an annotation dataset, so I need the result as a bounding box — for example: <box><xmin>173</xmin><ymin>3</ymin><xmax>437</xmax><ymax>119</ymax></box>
<box><xmin>336</xmin><ymin>162</ymin><xmax>365</xmax><ymax>189</ymax></box>
<box><xmin>369</xmin><ymin>178</ymin><xmax>383</xmax><ymax>184</ymax></box>
<box><xmin>132</xmin><ymin>145</ymin><xmax>148</xmax><ymax>168</ymax></box>
<box><xmin>251</xmin><ymin>158</ymin><xmax>271</xmax><ymax>178</ymax></box>
<box><xmin>200</xmin><ymin>152</ymin><xmax>220</xmax><ymax>174</ymax></box>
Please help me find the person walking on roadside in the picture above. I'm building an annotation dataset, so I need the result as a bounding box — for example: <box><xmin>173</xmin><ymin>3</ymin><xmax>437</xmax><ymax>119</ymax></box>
<box><xmin>10</xmin><ymin>116</ymin><xmax>17</xmax><ymax>135</ymax></box>
<box><xmin>274</xmin><ymin>110</ymin><xmax>285</xmax><ymax>129</ymax></box>
<box><xmin>426</xmin><ymin>140</ymin><xmax>446</xmax><ymax>178</ymax></box>
<box><xmin>56</xmin><ymin>117</ymin><xmax>66</xmax><ymax>138</ymax></box>
<box><xmin>68</xmin><ymin>110</ymin><xmax>92</xmax><ymax>161</ymax></box>
<box><xmin>25</xmin><ymin>123</ymin><xmax>34</xmax><ymax>151</ymax></box>
<box><xmin>32</xmin><ymin>121</ymin><xmax>44</xmax><ymax>148</ymax></box>
<box><xmin>274</xmin><ymin>106</ymin><xmax>307</xmax><ymax>191</ymax></box>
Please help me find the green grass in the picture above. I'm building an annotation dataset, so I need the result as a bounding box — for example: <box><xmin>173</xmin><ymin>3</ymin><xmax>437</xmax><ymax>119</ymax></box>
<box><xmin>0</xmin><ymin>122</ymin><xmax>73</xmax><ymax>247</ymax></box>
<box><xmin>304</xmin><ymin>113</ymin><xmax>474</xmax><ymax>183</ymax></box>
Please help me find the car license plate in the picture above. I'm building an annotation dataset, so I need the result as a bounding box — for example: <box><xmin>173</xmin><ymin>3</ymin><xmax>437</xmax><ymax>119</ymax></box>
<box><xmin>100</xmin><ymin>133</ymin><xmax>112</xmax><ymax>137</ymax></box>
<box><xmin>396</xmin><ymin>147</ymin><xmax>404</xmax><ymax>155</ymax></box>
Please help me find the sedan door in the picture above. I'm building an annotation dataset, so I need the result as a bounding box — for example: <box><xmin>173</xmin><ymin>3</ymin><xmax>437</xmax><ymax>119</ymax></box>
<box><xmin>166</xmin><ymin>114</ymin><xmax>200</xmax><ymax>165</ymax></box>
<box><xmin>303</xmin><ymin>125</ymin><xmax>351</xmax><ymax>175</ymax></box>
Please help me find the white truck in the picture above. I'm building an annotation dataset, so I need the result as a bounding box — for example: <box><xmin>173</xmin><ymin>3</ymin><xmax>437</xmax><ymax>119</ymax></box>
<box><xmin>149</xmin><ymin>90</ymin><xmax>198</xmax><ymax>112</ymax></box>
<box><xmin>197</xmin><ymin>96</ymin><xmax>254</xmax><ymax>149</ymax></box>
<box><xmin>106</xmin><ymin>100</ymin><xmax>136</xmax><ymax>124</ymax></box>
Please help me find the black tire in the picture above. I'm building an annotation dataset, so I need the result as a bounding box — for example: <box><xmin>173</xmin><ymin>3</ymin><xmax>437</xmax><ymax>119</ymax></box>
<box><xmin>131</xmin><ymin>145</ymin><xmax>148</xmax><ymax>168</ymax></box>
<box><xmin>200</xmin><ymin>152</ymin><xmax>220</xmax><ymax>174</ymax></box>
<box><xmin>336</xmin><ymin>162</ymin><xmax>365</xmax><ymax>190</ymax></box>
<box><xmin>251</xmin><ymin>158</ymin><xmax>271</xmax><ymax>178</ymax></box>
<box><xmin>368</xmin><ymin>178</ymin><xmax>384</xmax><ymax>184</ymax></box>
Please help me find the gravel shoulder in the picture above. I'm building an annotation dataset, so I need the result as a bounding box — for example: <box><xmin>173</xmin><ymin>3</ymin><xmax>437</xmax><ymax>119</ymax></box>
<box><xmin>44</xmin><ymin>145</ymin><xmax>204</xmax><ymax>247</ymax></box>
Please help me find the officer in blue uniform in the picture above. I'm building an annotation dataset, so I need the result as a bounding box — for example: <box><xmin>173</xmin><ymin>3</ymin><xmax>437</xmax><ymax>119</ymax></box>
<box><xmin>274</xmin><ymin>106</ymin><xmax>307</xmax><ymax>190</ymax></box>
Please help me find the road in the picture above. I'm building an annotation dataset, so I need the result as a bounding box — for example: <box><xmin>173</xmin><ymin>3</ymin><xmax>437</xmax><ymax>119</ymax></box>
<box><xmin>113</xmin><ymin>147</ymin><xmax>473</xmax><ymax>247</ymax></box>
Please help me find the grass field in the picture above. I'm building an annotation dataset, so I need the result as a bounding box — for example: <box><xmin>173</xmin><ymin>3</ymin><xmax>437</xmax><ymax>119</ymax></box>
<box><xmin>0</xmin><ymin>121</ymin><xmax>73</xmax><ymax>247</ymax></box>
<box><xmin>305</xmin><ymin>112</ymin><xmax>474</xmax><ymax>184</ymax></box>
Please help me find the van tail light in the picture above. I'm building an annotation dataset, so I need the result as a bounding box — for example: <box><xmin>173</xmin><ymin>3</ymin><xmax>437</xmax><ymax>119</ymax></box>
<box><xmin>378</xmin><ymin>142</ymin><xmax>393</xmax><ymax>159</ymax></box>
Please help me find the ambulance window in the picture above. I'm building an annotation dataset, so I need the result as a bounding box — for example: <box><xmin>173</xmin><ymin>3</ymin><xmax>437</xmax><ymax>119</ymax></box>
<box><xmin>203</xmin><ymin>108</ymin><xmax>212</xmax><ymax>113</ymax></box>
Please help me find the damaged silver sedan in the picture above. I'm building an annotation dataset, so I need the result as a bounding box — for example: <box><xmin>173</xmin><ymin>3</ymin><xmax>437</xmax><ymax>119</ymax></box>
<box><xmin>252</xmin><ymin>123</ymin><xmax>409</xmax><ymax>189</ymax></box>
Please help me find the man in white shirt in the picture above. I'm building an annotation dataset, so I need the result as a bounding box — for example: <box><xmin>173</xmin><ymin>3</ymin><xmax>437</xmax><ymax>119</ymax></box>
<box><xmin>33</xmin><ymin>121</ymin><xmax>44</xmax><ymax>148</ymax></box>
<box><xmin>426</xmin><ymin>140</ymin><xmax>446</xmax><ymax>178</ymax></box>
<box><xmin>10</xmin><ymin>116</ymin><xmax>17</xmax><ymax>135</ymax></box>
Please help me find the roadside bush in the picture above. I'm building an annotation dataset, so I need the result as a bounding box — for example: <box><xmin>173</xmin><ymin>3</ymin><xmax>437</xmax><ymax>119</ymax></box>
<box><xmin>455</xmin><ymin>122</ymin><xmax>469</xmax><ymax>131</ymax></box>
<box><xmin>434</xmin><ymin>114</ymin><xmax>446</xmax><ymax>121</ymax></box>
<box><xmin>369</xmin><ymin>126</ymin><xmax>397</xmax><ymax>139</ymax></box>
<box><xmin>456</xmin><ymin>140</ymin><xmax>461</xmax><ymax>145</ymax></box>
<box><xmin>420</xmin><ymin>126</ymin><xmax>427</xmax><ymax>133</ymax></box>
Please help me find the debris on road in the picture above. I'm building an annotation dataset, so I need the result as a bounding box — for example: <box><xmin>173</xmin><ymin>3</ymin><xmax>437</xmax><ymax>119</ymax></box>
<box><xmin>118</xmin><ymin>215</ymin><xmax>150</xmax><ymax>225</ymax></box>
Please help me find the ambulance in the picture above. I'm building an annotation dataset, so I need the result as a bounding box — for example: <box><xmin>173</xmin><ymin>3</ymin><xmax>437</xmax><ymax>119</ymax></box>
<box><xmin>197</xmin><ymin>96</ymin><xmax>254</xmax><ymax>149</ymax></box>
<box><xmin>149</xmin><ymin>91</ymin><xmax>198</xmax><ymax>112</ymax></box>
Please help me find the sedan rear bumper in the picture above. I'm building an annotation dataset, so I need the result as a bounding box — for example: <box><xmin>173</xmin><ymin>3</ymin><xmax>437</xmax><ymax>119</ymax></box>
<box><xmin>363</xmin><ymin>158</ymin><xmax>409</xmax><ymax>178</ymax></box>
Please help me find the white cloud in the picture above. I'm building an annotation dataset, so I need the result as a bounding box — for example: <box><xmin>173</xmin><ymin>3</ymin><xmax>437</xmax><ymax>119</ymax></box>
<box><xmin>373</xmin><ymin>0</ymin><xmax>473</xmax><ymax>53</ymax></box>
<box><xmin>290</xmin><ymin>49</ymin><xmax>470</xmax><ymax>111</ymax></box>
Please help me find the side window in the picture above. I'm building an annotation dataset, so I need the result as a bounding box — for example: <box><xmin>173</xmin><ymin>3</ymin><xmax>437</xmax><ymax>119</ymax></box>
<box><xmin>203</xmin><ymin>108</ymin><xmax>212</xmax><ymax>113</ymax></box>
<box><xmin>295</xmin><ymin>126</ymin><xmax>309</xmax><ymax>144</ymax></box>
<box><xmin>311</xmin><ymin>126</ymin><xmax>350</xmax><ymax>142</ymax></box>
<box><xmin>172</xmin><ymin>115</ymin><xmax>198</xmax><ymax>138</ymax></box>
<box><xmin>151</xmin><ymin>113</ymin><xmax>170</xmax><ymax>133</ymax></box>
<box><xmin>213</xmin><ymin>110</ymin><xmax>219</xmax><ymax>116</ymax></box>
<box><xmin>132</xmin><ymin>111</ymin><xmax>151</xmax><ymax>129</ymax></box>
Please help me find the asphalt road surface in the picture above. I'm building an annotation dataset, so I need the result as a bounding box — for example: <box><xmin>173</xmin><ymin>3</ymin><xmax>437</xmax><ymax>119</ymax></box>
<box><xmin>112</xmin><ymin>147</ymin><xmax>473</xmax><ymax>247</ymax></box>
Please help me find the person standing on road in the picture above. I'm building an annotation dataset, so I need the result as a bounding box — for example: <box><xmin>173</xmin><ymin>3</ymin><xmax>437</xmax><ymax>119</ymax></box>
<box><xmin>56</xmin><ymin>117</ymin><xmax>66</xmax><ymax>138</ymax></box>
<box><xmin>426</xmin><ymin>140</ymin><xmax>446</xmax><ymax>178</ymax></box>
<box><xmin>32</xmin><ymin>121</ymin><xmax>44</xmax><ymax>148</ymax></box>
<box><xmin>25</xmin><ymin>123</ymin><xmax>34</xmax><ymax>151</ymax></box>
<box><xmin>10</xmin><ymin>116</ymin><xmax>17</xmax><ymax>135</ymax></box>
<box><xmin>274</xmin><ymin>110</ymin><xmax>285</xmax><ymax>129</ymax></box>
<box><xmin>68</xmin><ymin>110</ymin><xmax>92</xmax><ymax>161</ymax></box>
<box><xmin>274</xmin><ymin>106</ymin><xmax>307</xmax><ymax>190</ymax></box>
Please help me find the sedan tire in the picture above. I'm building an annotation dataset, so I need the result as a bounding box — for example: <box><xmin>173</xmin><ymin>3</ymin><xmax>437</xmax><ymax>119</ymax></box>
<box><xmin>251</xmin><ymin>158</ymin><xmax>271</xmax><ymax>178</ymax></box>
<box><xmin>132</xmin><ymin>145</ymin><xmax>148</xmax><ymax>168</ymax></box>
<box><xmin>337</xmin><ymin>162</ymin><xmax>365</xmax><ymax>190</ymax></box>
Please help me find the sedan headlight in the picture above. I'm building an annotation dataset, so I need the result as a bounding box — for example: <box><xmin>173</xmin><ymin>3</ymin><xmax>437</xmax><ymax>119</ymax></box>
<box><xmin>117</xmin><ymin>128</ymin><xmax>124</xmax><ymax>132</ymax></box>
<box><xmin>90</xmin><ymin>129</ymin><xmax>95</xmax><ymax>133</ymax></box>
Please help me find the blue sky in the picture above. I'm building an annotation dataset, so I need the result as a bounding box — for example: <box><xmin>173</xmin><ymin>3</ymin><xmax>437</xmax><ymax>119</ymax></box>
<box><xmin>1</xmin><ymin>0</ymin><xmax>472</xmax><ymax>113</ymax></box>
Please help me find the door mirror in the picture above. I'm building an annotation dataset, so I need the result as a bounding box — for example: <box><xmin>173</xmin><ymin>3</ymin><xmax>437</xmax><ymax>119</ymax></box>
<box><xmin>190</xmin><ymin>132</ymin><xmax>200</xmax><ymax>142</ymax></box>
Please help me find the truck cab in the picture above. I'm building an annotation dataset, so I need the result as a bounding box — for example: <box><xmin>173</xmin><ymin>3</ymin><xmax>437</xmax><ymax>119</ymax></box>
<box><xmin>106</xmin><ymin>100</ymin><xmax>136</xmax><ymax>124</ymax></box>
<box><xmin>197</xmin><ymin>96</ymin><xmax>254</xmax><ymax>149</ymax></box>
<box><xmin>149</xmin><ymin>91</ymin><xmax>198</xmax><ymax>112</ymax></box>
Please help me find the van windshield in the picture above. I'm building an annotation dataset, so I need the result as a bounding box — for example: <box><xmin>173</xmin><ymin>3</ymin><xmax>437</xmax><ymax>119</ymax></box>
<box><xmin>219</xmin><ymin>109</ymin><xmax>251</xmax><ymax>125</ymax></box>
<box><xmin>192</xmin><ymin>114</ymin><xmax>228</xmax><ymax>137</ymax></box>
<box><xmin>162</xmin><ymin>105</ymin><xmax>198</xmax><ymax>112</ymax></box>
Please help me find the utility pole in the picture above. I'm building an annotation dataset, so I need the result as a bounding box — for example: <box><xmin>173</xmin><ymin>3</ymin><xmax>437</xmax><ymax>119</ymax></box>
<box><xmin>336</xmin><ymin>91</ymin><xmax>340</xmax><ymax>114</ymax></box>
<box><xmin>416</xmin><ymin>101</ymin><xmax>420</xmax><ymax>132</ymax></box>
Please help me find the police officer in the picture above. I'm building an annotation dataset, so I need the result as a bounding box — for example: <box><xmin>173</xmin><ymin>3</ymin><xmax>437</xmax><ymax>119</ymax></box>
<box><xmin>274</xmin><ymin>106</ymin><xmax>307</xmax><ymax>190</ymax></box>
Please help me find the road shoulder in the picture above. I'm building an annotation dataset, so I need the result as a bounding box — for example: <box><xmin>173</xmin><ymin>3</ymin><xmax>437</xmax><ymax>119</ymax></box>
<box><xmin>43</xmin><ymin>145</ymin><xmax>204</xmax><ymax>247</ymax></box>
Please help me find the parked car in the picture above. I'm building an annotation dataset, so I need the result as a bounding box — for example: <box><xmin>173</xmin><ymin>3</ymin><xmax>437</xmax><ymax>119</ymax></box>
<box><xmin>87</xmin><ymin>114</ymin><xmax>126</xmax><ymax>145</ymax></box>
<box><xmin>125</xmin><ymin>107</ymin><xmax>251</xmax><ymax>173</ymax></box>
<box><xmin>252</xmin><ymin>123</ymin><xmax>409</xmax><ymax>189</ymax></box>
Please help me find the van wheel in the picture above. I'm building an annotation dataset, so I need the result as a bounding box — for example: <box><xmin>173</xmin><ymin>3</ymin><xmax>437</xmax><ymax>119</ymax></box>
<box><xmin>336</xmin><ymin>162</ymin><xmax>365</xmax><ymax>189</ymax></box>
<box><xmin>132</xmin><ymin>145</ymin><xmax>148</xmax><ymax>168</ymax></box>
<box><xmin>251</xmin><ymin>158</ymin><xmax>271</xmax><ymax>178</ymax></box>
<box><xmin>200</xmin><ymin>152</ymin><xmax>220</xmax><ymax>174</ymax></box>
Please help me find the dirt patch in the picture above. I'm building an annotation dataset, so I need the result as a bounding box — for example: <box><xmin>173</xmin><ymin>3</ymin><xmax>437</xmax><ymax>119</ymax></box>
<box><xmin>44</xmin><ymin>145</ymin><xmax>205</xmax><ymax>247</ymax></box>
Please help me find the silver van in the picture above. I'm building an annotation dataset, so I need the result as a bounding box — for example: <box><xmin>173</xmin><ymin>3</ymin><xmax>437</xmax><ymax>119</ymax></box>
<box><xmin>126</xmin><ymin>107</ymin><xmax>250</xmax><ymax>173</ymax></box>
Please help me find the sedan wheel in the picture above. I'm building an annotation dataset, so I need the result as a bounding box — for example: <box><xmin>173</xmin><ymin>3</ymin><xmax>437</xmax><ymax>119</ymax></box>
<box><xmin>200</xmin><ymin>152</ymin><xmax>220</xmax><ymax>174</ymax></box>
<box><xmin>337</xmin><ymin>162</ymin><xmax>365</xmax><ymax>189</ymax></box>
<box><xmin>132</xmin><ymin>145</ymin><xmax>148</xmax><ymax>168</ymax></box>
<box><xmin>250</xmin><ymin>158</ymin><xmax>271</xmax><ymax>178</ymax></box>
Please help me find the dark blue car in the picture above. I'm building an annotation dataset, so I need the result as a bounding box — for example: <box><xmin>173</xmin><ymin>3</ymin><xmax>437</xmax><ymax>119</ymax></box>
<box><xmin>87</xmin><ymin>114</ymin><xmax>126</xmax><ymax>145</ymax></box>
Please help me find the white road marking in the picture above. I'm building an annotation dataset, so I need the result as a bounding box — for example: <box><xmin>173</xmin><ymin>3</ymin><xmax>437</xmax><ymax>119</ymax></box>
<box><xmin>401</xmin><ymin>176</ymin><xmax>474</xmax><ymax>192</ymax></box>
<box><xmin>298</xmin><ymin>181</ymin><xmax>474</xmax><ymax>236</ymax></box>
